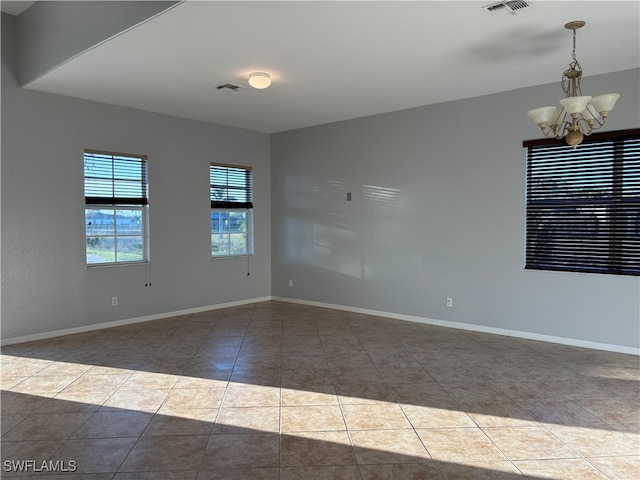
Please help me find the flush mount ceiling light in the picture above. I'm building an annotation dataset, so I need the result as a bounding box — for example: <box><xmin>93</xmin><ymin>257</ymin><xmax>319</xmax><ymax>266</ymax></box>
<box><xmin>527</xmin><ymin>21</ymin><xmax>620</xmax><ymax>148</ymax></box>
<box><xmin>248</xmin><ymin>72</ymin><xmax>271</xmax><ymax>89</ymax></box>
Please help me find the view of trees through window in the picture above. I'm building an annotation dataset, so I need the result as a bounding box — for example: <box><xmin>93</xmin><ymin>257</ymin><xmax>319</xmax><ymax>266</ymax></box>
<box><xmin>211</xmin><ymin>210</ymin><xmax>250</xmax><ymax>256</ymax></box>
<box><xmin>210</xmin><ymin>163</ymin><xmax>253</xmax><ymax>257</ymax></box>
<box><xmin>84</xmin><ymin>151</ymin><xmax>148</xmax><ymax>265</ymax></box>
<box><xmin>86</xmin><ymin>208</ymin><xmax>144</xmax><ymax>263</ymax></box>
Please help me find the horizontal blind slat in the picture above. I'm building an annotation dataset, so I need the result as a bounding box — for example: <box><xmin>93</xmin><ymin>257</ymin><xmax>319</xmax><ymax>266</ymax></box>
<box><xmin>525</xmin><ymin>131</ymin><xmax>640</xmax><ymax>276</ymax></box>
<box><xmin>84</xmin><ymin>152</ymin><xmax>148</xmax><ymax>205</ymax></box>
<box><xmin>210</xmin><ymin>163</ymin><xmax>253</xmax><ymax>208</ymax></box>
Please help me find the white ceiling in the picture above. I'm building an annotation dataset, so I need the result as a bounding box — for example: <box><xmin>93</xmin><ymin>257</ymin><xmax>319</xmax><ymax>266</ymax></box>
<box><xmin>15</xmin><ymin>1</ymin><xmax>640</xmax><ymax>133</ymax></box>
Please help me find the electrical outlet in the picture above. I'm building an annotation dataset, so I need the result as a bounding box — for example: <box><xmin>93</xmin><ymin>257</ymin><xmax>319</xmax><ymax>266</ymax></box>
<box><xmin>112</xmin><ymin>297</ymin><xmax>118</xmax><ymax>306</ymax></box>
<box><xmin>288</xmin><ymin>280</ymin><xmax>293</xmax><ymax>287</ymax></box>
<box><xmin>446</xmin><ymin>297</ymin><xmax>453</xmax><ymax>308</ymax></box>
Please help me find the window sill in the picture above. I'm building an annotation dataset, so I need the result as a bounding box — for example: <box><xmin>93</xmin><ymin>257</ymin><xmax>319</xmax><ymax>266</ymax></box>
<box><xmin>211</xmin><ymin>254</ymin><xmax>253</xmax><ymax>261</ymax></box>
<box><xmin>87</xmin><ymin>261</ymin><xmax>149</xmax><ymax>269</ymax></box>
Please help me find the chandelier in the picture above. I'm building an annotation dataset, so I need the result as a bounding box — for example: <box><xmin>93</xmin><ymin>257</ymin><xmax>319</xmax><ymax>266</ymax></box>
<box><xmin>527</xmin><ymin>21</ymin><xmax>620</xmax><ymax>148</ymax></box>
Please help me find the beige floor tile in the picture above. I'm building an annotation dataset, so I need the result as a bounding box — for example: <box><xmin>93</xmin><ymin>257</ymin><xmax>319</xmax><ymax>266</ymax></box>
<box><xmin>33</xmin><ymin>474</ymin><xmax>117</xmax><ymax>480</ymax></box>
<box><xmin>341</xmin><ymin>403</ymin><xmax>411</xmax><ymax>430</ymax></box>
<box><xmin>0</xmin><ymin>391</ymin><xmax>50</xmax><ymax>414</ymax></box>
<box><xmin>0</xmin><ymin>439</ymin><xmax>65</xmax><ymax>468</ymax></box>
<box><xmin>2</xmin><ymin>412</ymin><xmax>91</xmax><ymax>441</ymax></box>
<box><xmin>0</xmin><ymin>375</ymin><xmax>27</xmax><ymax>389</ymax></box>
<box><xmin>230</xmin><ymin>368</ymin><xmax>282</xmax><ymax>386</ymax></box>
<box><xmin>64</xmin><ymin>373</ymin><xmax>132</xmax><ymax>394</ymax></box>
<box><xmin>281</xmin><ymin>386</ymin><xmax>339</xmax><ymax>406</ymax></box>
<box><xmin>281</xmin><ymin>405</ymin><xmax>346</xmax><ymax>432</ymax></box>
<box><xmin>173</xmin><ymin>376</ymin><xmax>228</xmax><ymax>389</ymax></box>
<box><xmin>359</xmin><ymin>463</ymin><xmax>443</xmax><ymax>480</ymax></box>
<box><xmin>436</xmin><ymin>460</ymin><xmax>522</xmax><ymax>479</ymax></box>
<box><xmin>101</xmin><ymin>388</ymin><xmax>171</xmax><ymax>413</ymax></box>
<box><xmin>401</xmin><ymin>404</ymin><xmax>477</xmax><ymax>428</ymax></box>
<box><xmin>85</xmin><ymin>365</ymin><xmax>139</xmax><ymax>375</ymax></box>
<box><xmin>119</xmin><ymin>434</ymin><xmax>210</xmax><ymax>472</ymax></box>
<box><xmin>119</xmin><ymin>372</ymin><xmax>180</xmax><ymax>390</ymax></box>
<box><xmin>282</xmin><ymin>367</ymin><xmax>334</xmax><ymax>388</ymax></box>
<box><xmin>36</xmin><ymin>390</ymin><xmax>111</xmax><ymax>414</ymax></box>
<box><xmin>514</xmin><ymin>458</ymin><xmax>609</xmax><ymax>479</ymax></box>
<box><xmin>221</xmin><ymin>385</ymin><xmax>280</xmax><ymax>407</ymax></box>
<box><xmin>482</xmin><ymin>426</ymin><xmax>579</xmax><ymax>460</ymax></box>
<box><xmin>2</xmin><ymin>301</ymin><xmax>637</xmax><ymax>478</ymax></box>
<box><xmin>280</xmin><ymin>465</ymin><xmax>362</xmax><ymax>480</ymax></box>
<box><xmin>201</xmin><ymin>433</ymin><xmax>280</xmax><ymax>469</ymax></box>
<box><xmin>53</xmin><ymin>437</ymin><xmax>138</xmax><ymax>473</ymax></box>
<box><xmin>33</xmin><ymin>361</ymin><xmax>93</xmax><ymax>376</ymax></box>
<box><xmin>465</xmin><ymin>402</ymin><xmax>539</xmax><ymax>428</ymax></box>
<box><xmin>116</xmin><ymin>471</ymin><xmax>197</xmax><ymax>480</ymax></box>
<box><xmin>280</xmin><ymin>431</ymin><xmax>356</xmax><ymax>466</ymax></box>
<box><xmin>576</xmin><ymin>396</ymin><xmax>640</xmax><ymax>425</ymax></box>
<box><xmin>1</xmin><ymin>358</ymin><xmax>51</xmax><ymax>376</ymax></box>
<box><xmin>144</xmin><ymin>409</ymin><xmax>217</xmax><ymax>436</ymax></box>
<box><xmin>516</xmin><ymin>399</ymin><xmax>604</xmax><ymax>427</ymax></box>
<box><xmin>72</xmin><ymin>411</ymin><xmax>153</xmax><ymax>438</ymax></box>
<box><xmin>196</xmin><ymin>468</ymin><xmax>279</xmax><ymax>480</ymax></box>
<box><xmin>214</xmin><ymin>406</ymin><xmax>279</xmax><ymax>433</ymax></box>
<box><xmin>350</xmin><ymin>429</ymin><xmax>431</xmax><ymax>464</ymax></box>
<box><xmin>587</xmin><ymin>455</ymin><xmax>640</xmax><ymax>480</ymax></box>
<box><xmin>336</xmin><ymin>381</ymin><xmax>397</xmax><ymax>405</ymax></box>
<box><xmin>0</xmin><ymin>414</ymin><xmax>26</xmax><ymax>436</ymax></box>
<box><xmin>159</xmin><ymin>388</ymin><xmax>226</xmax><ymax>412</ymax></box>
<box><xmin>10</xmin><ymin>374</ymin><xmax>80</xmax><ymax>394</ymax></box>
<box><xmin>547</xmin><ymin>424</ymin><xmax>640</xmax><ymax>457</ymax></box>
<box><xmin>416</xmin><ymin>428</ymin><xmax>508</xmax><ymax>462</ymax></box>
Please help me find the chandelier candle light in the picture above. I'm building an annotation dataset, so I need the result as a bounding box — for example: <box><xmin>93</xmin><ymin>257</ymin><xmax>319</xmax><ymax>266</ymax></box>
<box><xmin>527</xmin><ymin>21</ymin><xmax>620</xmax><ymax>148</ymax></box>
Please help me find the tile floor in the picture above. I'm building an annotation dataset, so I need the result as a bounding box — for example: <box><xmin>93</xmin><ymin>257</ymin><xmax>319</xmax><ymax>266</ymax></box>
<box><xmin>1</xmin><ymin>300</ymin><xmax>638</xmax><ymax>479</ymax></box>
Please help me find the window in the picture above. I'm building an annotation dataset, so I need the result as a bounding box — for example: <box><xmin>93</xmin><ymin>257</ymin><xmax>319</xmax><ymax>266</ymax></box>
<box><xmin>524</xmin><ymin>129</ymin><xmax>640</xmax><ymax>276</ymax></box>
<box><xmin>210</xmin><ymin>163</ymin><xmax>253</xmax><ymax>257</ymax></box>
<box><xmin>84</xmin><ymin>150</ymin><xmax>149</xmax><ymax>265</ymax></box>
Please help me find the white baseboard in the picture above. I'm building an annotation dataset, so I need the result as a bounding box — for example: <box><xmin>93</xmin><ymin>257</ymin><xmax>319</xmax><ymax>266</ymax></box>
<box><xmin>0</xmin><ymin>296</ymin><xmax>272</xmax><ymax>346</ymax></box>
<box><xmin>4</xmin><ymin>295</ymin><xmax>638</xmax><ymax>356</ymax></box>
<box><xmin>272</xmin><ymin>296</ymin><xmax>640</xmax><ymax>356</ymax></box>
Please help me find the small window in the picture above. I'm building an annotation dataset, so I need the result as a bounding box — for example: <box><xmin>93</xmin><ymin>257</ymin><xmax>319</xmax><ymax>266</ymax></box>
<box><xmin>210</xmin><ymin>163</ymin><xmax>254</xmax><ymax>257</ymax></box>
<box><xmin>523</xmin><ymin>129</ymin><xmax>640</xmax><ymax>276</ymax></box>
<box><xmin>84</xmin><ymin>150</ymin><xmax>149</xmax><ymax>265</ymax></box>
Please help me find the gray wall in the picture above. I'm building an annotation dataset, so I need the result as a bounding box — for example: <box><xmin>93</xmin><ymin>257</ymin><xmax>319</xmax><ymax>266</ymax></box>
<box><xmin>271</xmin><ymin>68</ymin><xmax>640</xmax><ymax>350</ymax></box>
<box><xmin>3</xmin><ymin>7</ymin><xmax>639</xmax><ymax>350</ymax></box>
<box><xmin>2</xmin><ymin>14</ymin><xmax>271</xmax><ymax>340</ymax></box>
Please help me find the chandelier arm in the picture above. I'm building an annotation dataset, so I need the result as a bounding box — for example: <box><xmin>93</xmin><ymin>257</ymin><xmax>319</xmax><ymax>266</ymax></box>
<box><xmin>586</xmin><ymin>118</ymin><xmax>606</xmax><ymax>132</ymax></box>
<box><xmin>554</xmin><ymin>121</ymin><xmax>571</xmax><ymax>140</ymax></box>
<box><xmin>576</xmin><ymin>118</ymin><xmax>594</xmax><ymax>137</ymax></box>
<box><xmin>539</xmin><ymin>125</ymin><xmax>555</xmax><ymax>138</ymax></box>
<box><xmin>583</xmin><ymin>104</ymin><xmax>607</xmax><ymax>130</ymax></box>
<box><xmin>527</xmin><ymin>21</ymin><xmax>619</xmax><ymax>148</ymax></box>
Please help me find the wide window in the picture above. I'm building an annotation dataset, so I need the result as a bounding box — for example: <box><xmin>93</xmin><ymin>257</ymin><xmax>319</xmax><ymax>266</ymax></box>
<box><xmin>210</xmin><ymin>163</ymin><xmax>253</xmax><ymax>257</ymax></box>
<box><xmin>524</xmin><ymin>129</ymin><xmax>640</xmax><ymax>276</ymax></box>
<box><xmin>84</xmin><ymin>150</ymin><xmax>149</xmax><ymax>265</ymax></box>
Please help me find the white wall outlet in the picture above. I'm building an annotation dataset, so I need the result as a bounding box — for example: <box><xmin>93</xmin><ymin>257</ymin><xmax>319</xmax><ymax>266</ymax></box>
<box><xmin>446</xmin><ymin>297</ymin><xmax>453</xmax><ymax>307</ymax></box>
<box><xmin>288</xmin><ymin>280</ymin><xmax>293</xmax><ymax>287</ymax></box>
<box><xmin>112</xmin><ymin>297</ymin><xmax>118</xmax><ymax>306</ymax></box>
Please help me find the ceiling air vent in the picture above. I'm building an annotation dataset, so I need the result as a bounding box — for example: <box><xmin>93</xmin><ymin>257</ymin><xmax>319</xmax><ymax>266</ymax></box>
<box><xmin>216</xmin><ymin>83</ymin><xmax>242</xmax><ymax>91</ymax></box>
<box><xmin>482</xmin><ymin>0</ymin><xmax>532</xmax><ymax>15</ymax></box>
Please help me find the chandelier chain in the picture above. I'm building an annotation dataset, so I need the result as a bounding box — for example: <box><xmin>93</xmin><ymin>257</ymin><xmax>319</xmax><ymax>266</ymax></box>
<box><xmin>526</xmin><ymin>21</ymin><xmax>619</xmax><ymax>148</ymax></box>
